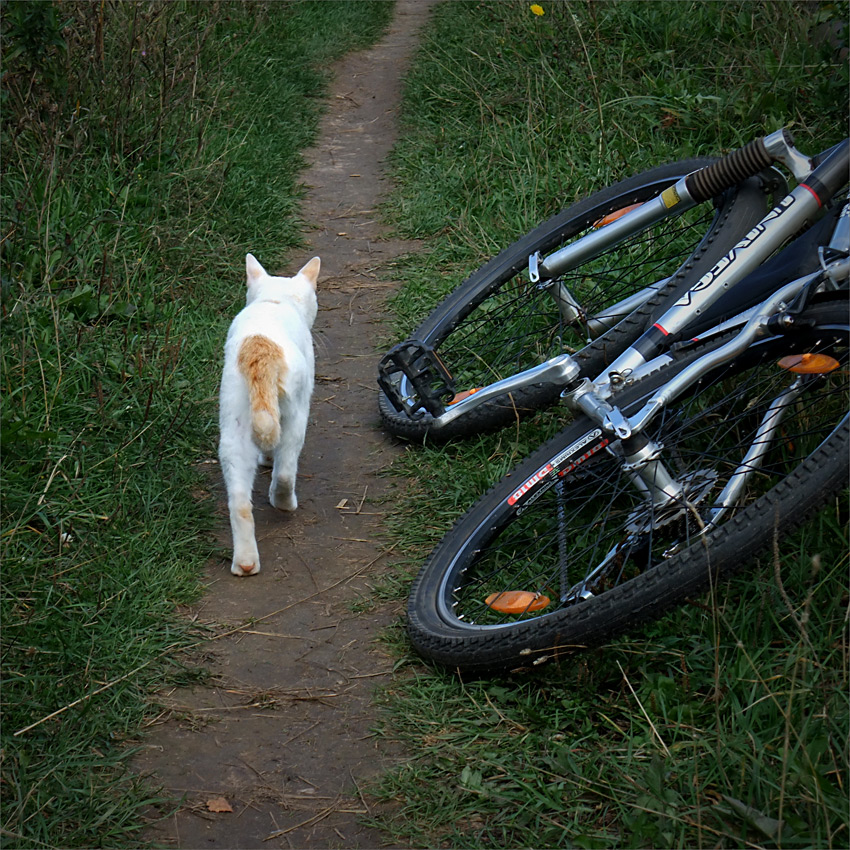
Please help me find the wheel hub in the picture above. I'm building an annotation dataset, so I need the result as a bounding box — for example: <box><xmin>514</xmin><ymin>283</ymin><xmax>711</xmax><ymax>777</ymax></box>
<box><xmin>625</xmin><ymin>469</ymin><xmax>718</xmax><ymax>534</ymax></box>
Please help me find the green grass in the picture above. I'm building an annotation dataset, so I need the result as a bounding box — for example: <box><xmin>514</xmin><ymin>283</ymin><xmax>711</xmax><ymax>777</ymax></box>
<box><xmin>382</xmin><ymin>0</ymin><xmax>848</xmax><ymax>337</ymax></box>
<box><xmin>0</xmin><ymin>2</ymin><xmax>393</xmax><ymax>847</ymax></box>
<box><xmin>373</xmin><ymin>2</ymin><xmax>849</xmax><ymax>848</ymax></box>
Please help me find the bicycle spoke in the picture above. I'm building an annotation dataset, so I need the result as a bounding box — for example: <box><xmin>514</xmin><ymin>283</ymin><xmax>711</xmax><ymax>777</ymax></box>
<box><xmin>444</xmin><ymin>327</ymin><xmax>849</xmax><ymax>628</ymax></box>
<box><xmin>440</xmin><ymin>208</ymin><xmax>718</xmax><ymax>387</ymax></box>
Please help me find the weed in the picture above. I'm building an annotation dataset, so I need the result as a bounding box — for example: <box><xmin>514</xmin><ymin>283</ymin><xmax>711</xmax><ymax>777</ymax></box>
<box><xmin>373</xmin><ymin>2</ymin><xmax>849</xmax><ymax>848</ymax></box>
<box><xmin>1</xmin><ymin>2</ymin><xmax>392</xmax><ymax>846</ymax></box>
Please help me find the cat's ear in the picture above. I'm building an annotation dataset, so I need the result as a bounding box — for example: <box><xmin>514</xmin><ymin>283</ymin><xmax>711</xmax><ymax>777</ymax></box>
<box><xmin>298</xmin><ymin>256</ymin><xmax>321</xmax><ymax>291</ymax></box>
<box><xmin>246</xmin><ymin>253</ymin><xmax>266</xmax><ymax>285</ymax></box>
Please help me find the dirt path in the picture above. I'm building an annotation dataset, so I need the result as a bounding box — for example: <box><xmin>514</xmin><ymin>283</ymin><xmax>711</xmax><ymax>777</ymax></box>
<box><xmin>138</xmin><ymin>3</ymin><xmax>436</xmax><ymax>846</ymax></box>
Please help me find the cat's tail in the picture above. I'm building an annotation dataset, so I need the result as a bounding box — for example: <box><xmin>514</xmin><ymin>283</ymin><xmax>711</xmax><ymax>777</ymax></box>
<box><xmin>237</xmin><ymin>334</ymin><xmax>287</xmax><ymax>452</ymax></box>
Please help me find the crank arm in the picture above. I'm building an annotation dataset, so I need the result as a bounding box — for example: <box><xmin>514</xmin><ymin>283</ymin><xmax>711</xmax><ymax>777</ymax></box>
<box><xmin>429</xmin><ymin>353</ymin><xmax>582</xmax><ymax>430</ymax></box>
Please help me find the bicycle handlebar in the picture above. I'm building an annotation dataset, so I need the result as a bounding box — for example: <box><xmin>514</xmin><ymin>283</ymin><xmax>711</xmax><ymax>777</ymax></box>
<box><xmin>685</xmin><ymin>136</ymin><xmax>775</xmax><ymax>203</ymax></box>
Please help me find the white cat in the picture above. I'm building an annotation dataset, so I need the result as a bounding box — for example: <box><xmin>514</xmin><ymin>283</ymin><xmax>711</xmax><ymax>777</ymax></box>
<box><xmin>219</xmin><ymin>253</ymin><xmax>320</xmax><ymax>576</ymax></box>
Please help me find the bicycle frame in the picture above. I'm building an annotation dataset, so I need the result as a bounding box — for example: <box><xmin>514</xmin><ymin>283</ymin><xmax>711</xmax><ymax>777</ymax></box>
<box><xmin>565</xmin><ymin>206</ymin><xmax>848</xmax><ymax>526</ymax></box>
<box><xmin>424</xmin><ymin>133</ymin><xmax>848</xmax><ymax>431</ymax></box>
<box><xmin>550</xmin><ymin>208</ymin><xmax>848</xmax><ymax>602</ymax></box>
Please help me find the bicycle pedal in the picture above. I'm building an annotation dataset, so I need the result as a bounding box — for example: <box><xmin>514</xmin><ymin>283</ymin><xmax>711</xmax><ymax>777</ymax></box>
<box><xmin>378</xmin><ymin>339</ymin><xmax>457</xmax><ymax>418</ymax></box>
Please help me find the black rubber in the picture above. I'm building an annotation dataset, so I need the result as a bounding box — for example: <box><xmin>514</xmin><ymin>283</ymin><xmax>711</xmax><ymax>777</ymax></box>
<box><xmin>407</xmin><ymin>300</ymin><xmax>849</xmax><ymax>672</ymax></box>
<box><xmin>379</xmin><ymin>160</ymin><xmax>771</xmax><ymax>442</ymax></box>
<box><xmin>685</xmin><ymin>137</ymin><xmax>773</xmax><ymax>203</ymax></box>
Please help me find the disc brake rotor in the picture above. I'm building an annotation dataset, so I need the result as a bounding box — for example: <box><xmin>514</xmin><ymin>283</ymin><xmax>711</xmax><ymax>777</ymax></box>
<box><xmin>625</xmin><ymin>469</ymin><xmax>718</xmax><ymax>535</ymax></box>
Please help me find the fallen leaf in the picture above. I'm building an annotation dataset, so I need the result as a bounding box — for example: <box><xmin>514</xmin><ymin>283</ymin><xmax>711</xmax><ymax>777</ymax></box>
<box><xmin>206</xmin><ymin>797</ymin><xmax>233</xmax><ymax>813</ymax></box>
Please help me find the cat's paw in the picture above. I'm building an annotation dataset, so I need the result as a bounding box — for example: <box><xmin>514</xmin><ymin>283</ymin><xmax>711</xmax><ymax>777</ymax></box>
<box><xmin>231</xmin><ymin>561</ymin><xmax>260</xmax><ymax>577</ymax></box>
<box><xmin>269</xmin><ymin>484</ymin><xmax>297</xmax><ymax>511</ymax></box>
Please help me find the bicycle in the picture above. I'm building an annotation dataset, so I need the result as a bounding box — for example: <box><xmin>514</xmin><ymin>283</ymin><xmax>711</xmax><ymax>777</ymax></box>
<box><xmin>378</xmin><ymin>148</ymin><xmax>783</xmax><ymax>442</ymax></box>
<box><xmin>402</xmin><ymin>130</ymin><xmax>849</xmax><ymax>672</ymax></box>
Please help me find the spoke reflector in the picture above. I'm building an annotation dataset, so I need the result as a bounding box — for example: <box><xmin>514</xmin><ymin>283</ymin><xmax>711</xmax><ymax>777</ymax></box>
<box><xmin>485</xmin><ymin>591</ymin><xmax>551</xmax><ymax>613</ymax></box>
<box><xmin>778</xmin><ymin>353</ymin><xmax>840</xmax><ymax>374</ymax></box>
<box><xmin>593</xmin><ymin>203</ymin><xmax>643</xmax><ymax>228</ymax></box>
<box><xmin>449</xmin><ymin>388</ymin><xmax>481</xmax><ymax>405</ymax></box>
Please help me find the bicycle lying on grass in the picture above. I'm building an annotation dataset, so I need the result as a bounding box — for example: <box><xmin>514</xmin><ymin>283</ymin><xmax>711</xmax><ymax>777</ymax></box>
<box><xmin>378</xmin><ymin>146</ymin><xmax>782</xmax><ymax>441</ymax></box>
<box><xmin>380</xmin><ymin>130</ymin><xmax>849</xmax><ymax>672</ymax></box>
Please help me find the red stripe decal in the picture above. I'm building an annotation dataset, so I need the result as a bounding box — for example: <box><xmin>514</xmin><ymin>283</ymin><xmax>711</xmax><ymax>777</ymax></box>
<box><xmin>799</xmin><ymin>183</ymin><xmax>823</xmax><ymax>208</ymax></box>
<box><xmin>653</xmin><ymin>323</ymin><xmax>669</xmax><ymax>336</ymax></box>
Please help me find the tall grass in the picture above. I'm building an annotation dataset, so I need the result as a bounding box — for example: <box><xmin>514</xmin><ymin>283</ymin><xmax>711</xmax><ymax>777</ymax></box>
<box><xmin>0</xmin><ymin>2</ymin><xmax>393</xmax><ymax>846</ymax></box>
<box><xmin>383</xmin><ymin>0</ymin><xmax>847</xmax><ymax>334</ymax></box>
<box><xmin>374</xmin><ymin>2</ymin><xmax>849</xmax><ymax>847</ymax></box>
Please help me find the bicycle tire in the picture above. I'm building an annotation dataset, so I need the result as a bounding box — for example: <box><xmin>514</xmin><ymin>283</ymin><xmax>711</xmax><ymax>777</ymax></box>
<box><xmin>380</xmin><ymin>160</ymin><xmax>771</xmax><ymax>442</ymax></box>
<box><xmin>407</xmin><ymin>299</ymin><xmax>849</xmax><ymax>672</ymax></box>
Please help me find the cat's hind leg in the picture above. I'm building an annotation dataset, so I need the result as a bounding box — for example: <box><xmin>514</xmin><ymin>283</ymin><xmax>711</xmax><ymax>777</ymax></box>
<box><xmin>220</xmin><ymin>432</ymin><xmax>261</xmax><ymax>576</ymax></box>
<box><xmin>269</xmin><ymin>456</ymin><xmax>298</xmax><ymax>511</ymax></box>
<box><xmin>269</xmin><ymin>405</ymin><xmax>308</xmax><ymax>512</ymax></box>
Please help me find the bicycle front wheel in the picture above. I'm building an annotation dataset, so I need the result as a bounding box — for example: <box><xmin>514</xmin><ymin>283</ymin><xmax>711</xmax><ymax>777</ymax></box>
<box><xmin>380</xmin><ymin>160</ymin><xmax>770</xmax><ymax>441</ymax></box>
<box><xmin>407</xmin><ymin>299</ymin><xmax>849</xmax><ymax>672</ymax></box>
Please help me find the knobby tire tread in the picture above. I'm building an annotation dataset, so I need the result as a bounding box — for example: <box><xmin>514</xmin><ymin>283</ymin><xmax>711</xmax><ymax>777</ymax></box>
<box><xmin>380</xmin><ymin>163</ymin><xmax>769</xmax><ymax>442</ymax></box>
<box><xmin>406</xmin><ymin>301</ymin><xmax>849</xmax><ymax>671</ymax></box>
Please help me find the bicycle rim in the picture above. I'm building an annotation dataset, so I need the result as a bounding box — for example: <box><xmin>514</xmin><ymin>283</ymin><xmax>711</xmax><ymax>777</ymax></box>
<box><xmin>409</xmin><ymin>186</ymin><xmax>721</xmax><ymax>403</ymax></box>
<box><xmin>428</xmin><ymin>306</ymin><xmax>849</xmax><ymax>634</ymax></box>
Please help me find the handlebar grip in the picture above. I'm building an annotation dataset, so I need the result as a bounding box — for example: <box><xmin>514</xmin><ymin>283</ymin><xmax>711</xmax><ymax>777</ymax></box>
<box><xmin>685</xmin><ymin>137</ymin><xmax>774</xmax><ymax>203</ymax></box>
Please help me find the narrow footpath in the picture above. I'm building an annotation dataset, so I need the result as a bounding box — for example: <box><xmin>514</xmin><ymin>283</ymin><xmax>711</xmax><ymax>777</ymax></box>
<box><xmin>138</xmin><ymin>3</ymin><xmax>437</xmax><ymax>846</ymax></box>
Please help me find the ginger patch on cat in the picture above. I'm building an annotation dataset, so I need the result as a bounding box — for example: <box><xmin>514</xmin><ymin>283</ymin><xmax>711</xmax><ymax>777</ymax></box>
<box><xmin>238</xmin><ymin>334</ymin><xmax>288</xmax><ymax>452</ymax></box>
<box><xmin>237</xmin><ymin>334</ymin><xmax>287</xmax><ymax>393</ymax></box>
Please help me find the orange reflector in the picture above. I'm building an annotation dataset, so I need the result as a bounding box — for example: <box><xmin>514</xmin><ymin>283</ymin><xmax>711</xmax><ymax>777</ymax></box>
<box><xmin>449</xmin><ymin>387</ymin><xmax>481</xmax><ymax>405</ymax></box>
<box><xmin>778</xmin><ymin>353</ymin><xmax>840</xmax><ymax>374</ymax></box>
<box><xmin>593</xmin><ymin>203</ymin><xmax>643</xmax><ymax>228</ymax></box>
<box><xmin>485</xmin><ymin>590</ymin><xmax>551</xmax><ymax>614</ymax></box>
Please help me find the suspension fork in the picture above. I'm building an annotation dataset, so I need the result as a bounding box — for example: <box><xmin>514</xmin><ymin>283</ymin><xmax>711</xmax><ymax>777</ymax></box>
<box><xmin>561</xmin><ymin>276</ymin><xmax>810</xmax><ymax>517</ymax></box>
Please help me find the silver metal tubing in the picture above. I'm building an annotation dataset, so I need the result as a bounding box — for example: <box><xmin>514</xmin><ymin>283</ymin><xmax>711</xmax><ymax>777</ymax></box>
<box><xmin>621</xmin><ymin>439</ymin><xmax>685</xmax><ymax>507</ymax></box>
<box><xmin>593</xmin><ymin>347</ymin><xmax>652</xmax><ymax>391</ymax></box>
<box><xmin>822</xmin><ymin>198</ymin><xmax>849</xmax><ymax>284</ymax></box>
<box><xmin>630</xmin><ymin>457</ymin><xmax>684</xmax><ymax>507</ymax></box>
<box><xmin>430</xmin><ymin>353</ymin><xmax>582</xmax><ymax>429</ymax></box>
<box><xmin>585</xmin><ymin>279</ymin><xmax>670</xmax><ymax>336</ymax></box>
<box><xmin>686</xmin><ymin>305</ymin><xmax>759</xmax><ymax>340</ymax></box>
<box><xmin>595</xmin><ymin>353</ymin><xmax>675</xmax><ymax>401</ymax></box>
<box><xmin>536</xmin><ymin>180</ymin><xmax>696</xmax><ymax>281</ymax></box>
<box><xmin>763</xmin><ymin>128</ymin><xmax>814</xmax><ymax>182</ymax></box>
<box><xmin>643</xmin><ymin>183</ymin><xmax>824</xmax><ymax>341</ymax></box>
<box><xmin>594</xmin><ymin>304</ymin><xmax>758</xmax><ymax>401</ymax></box>
<box><xmin>828</xmin><ymin>197</ymin><xmax>849</xmax><ymax>253</ymax></box>
<box><xmin>626</xmin><ymin>275</ymin><xmax>816</xmax><ymax>437</ymax></box>
<box><xmin>595</xmin><ymin>305</ymin><xmax>758</xmax><ymax>400</ymax></box>
<box><xmin>544</xmin><ymin>280</ymin><xmax>585</xmax><ymax>325</ymax></box>
<box><xmin>825</xmin><ymin>257</ymin><xmax>850</xmax><ymax>285</ymax></box>
<box><xmin>705</xmin><ymin>377</ymin><xmax>805</xmax><ymax>530</ymax></box>
<box><xmin>591</xmin><ymin>184</ymin><xmax>826</xmax><ymax>392</ymax></box>
<box><xmin>565</xmin><ymin>378</ymin><xmax>632</xmax><ymax>436</ymax></box>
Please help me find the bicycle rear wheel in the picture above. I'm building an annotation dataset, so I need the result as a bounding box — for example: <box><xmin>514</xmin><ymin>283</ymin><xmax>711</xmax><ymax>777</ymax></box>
<box><xmin>380</xmin><ymin>161</ymin><xmax>770</xmax><ymax>441</ymax></box>
<box><xmin>407</xmin><ymin>299</ymin><xmax>849</xmax><ymax>672</ymax></box>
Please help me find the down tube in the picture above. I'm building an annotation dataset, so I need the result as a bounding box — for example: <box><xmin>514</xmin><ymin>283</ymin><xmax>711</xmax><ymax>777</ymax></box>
<box><xmin>598</xmin><ymin>183</ymin><xmax>824</xmax><ymax>380</ymax></box>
